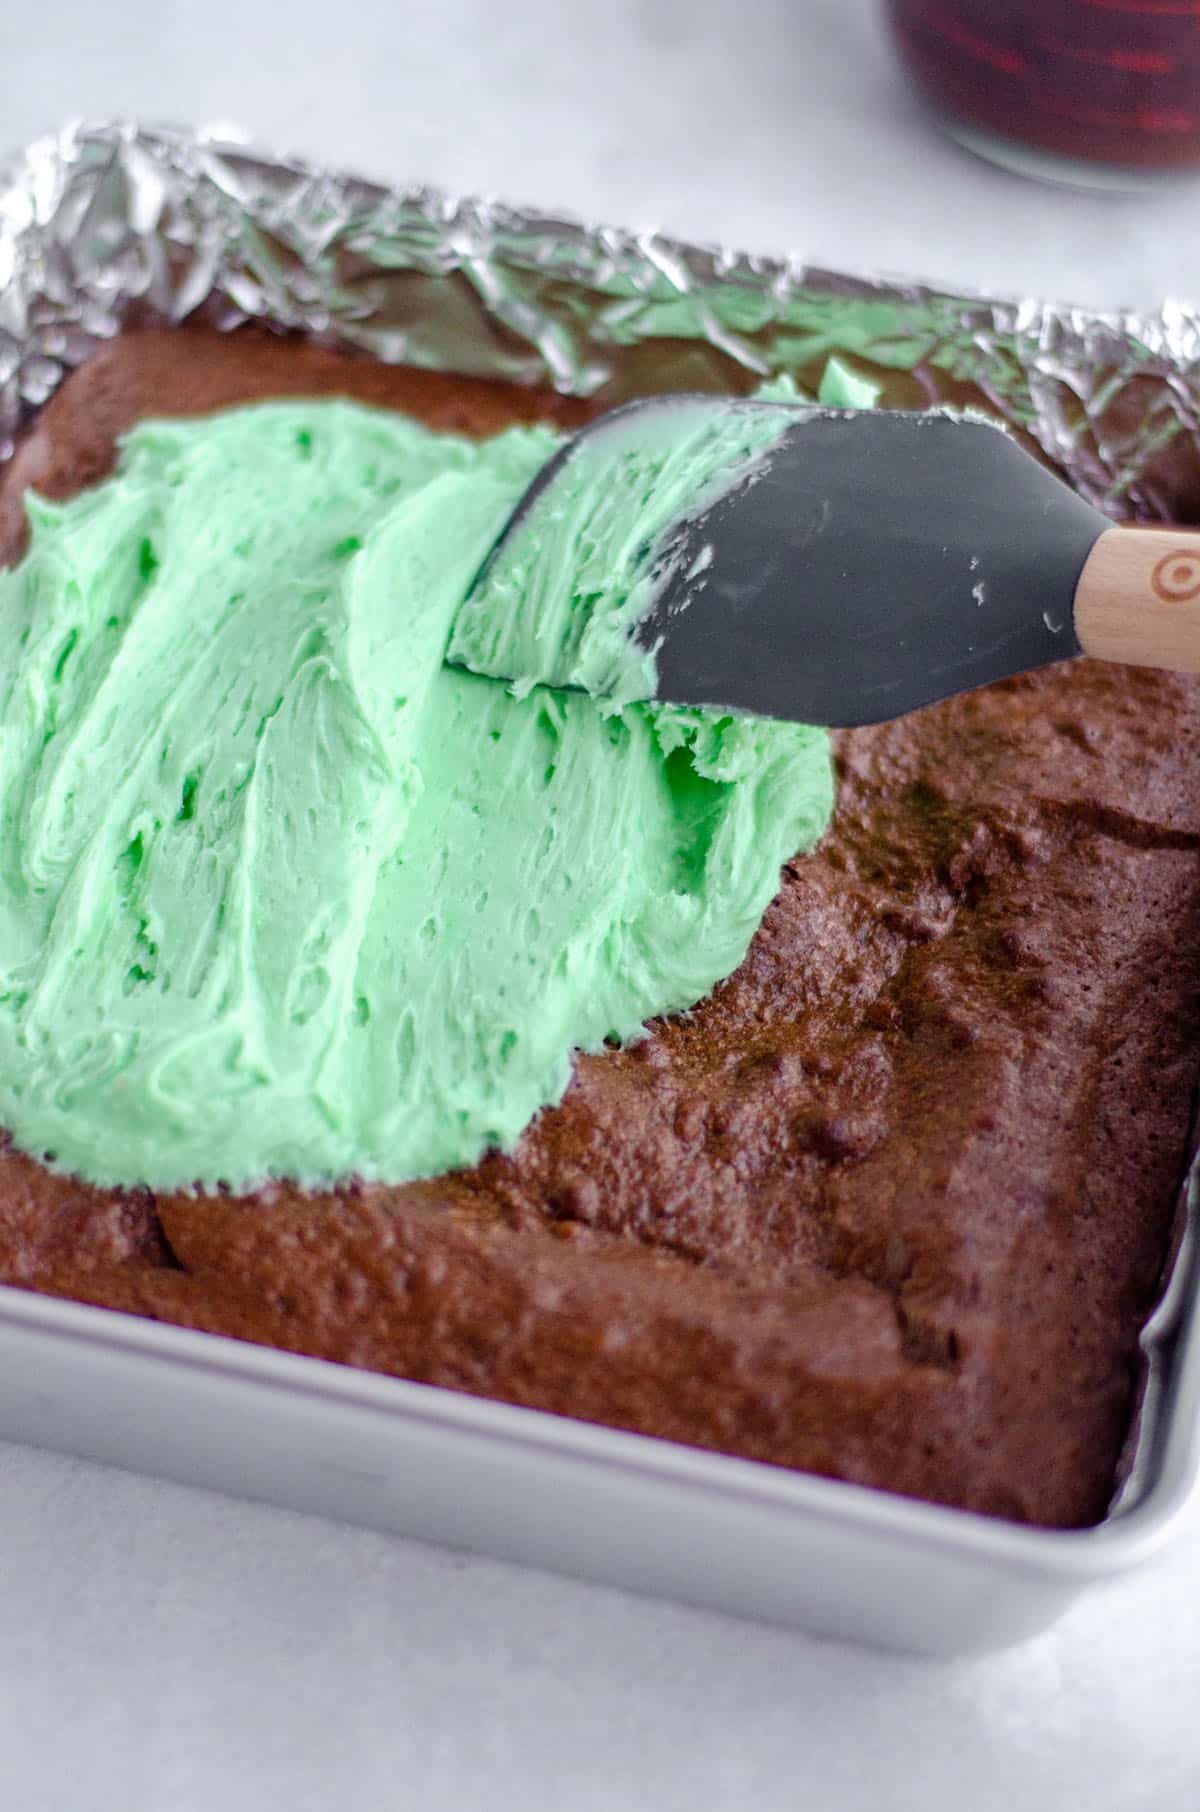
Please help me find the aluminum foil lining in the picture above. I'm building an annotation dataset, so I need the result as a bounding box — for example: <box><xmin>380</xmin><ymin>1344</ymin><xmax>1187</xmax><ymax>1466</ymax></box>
<box><xmin>1</xmin><ymin>117</ymin><xmax>1197</xmax><ymax>1522</ymax></box>
<box><xmin>5</xmin><ymin>121</ymin><xmax>1200</xmax><ymax>522</ymax></box>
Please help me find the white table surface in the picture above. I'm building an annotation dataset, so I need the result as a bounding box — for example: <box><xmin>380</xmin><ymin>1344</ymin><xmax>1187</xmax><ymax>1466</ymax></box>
<box><xmin>4</xmin><ymin>2</ymin><xmax>1200</xmax><ymax>1806</ymax></box>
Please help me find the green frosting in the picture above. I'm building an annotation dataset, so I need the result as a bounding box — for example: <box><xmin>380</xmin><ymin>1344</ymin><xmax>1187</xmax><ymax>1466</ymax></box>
<box><xmin>449</xmin><ymin>396</ymin><xmax>796</xmax><ymax>706</ymax></box>
<box><xmin>450</xmin><ymin>361</ymin><xmax>882</xmax><ymax>705</ymax></box>
<box><xmin>0</xmin><ymin>399</ymin><xmax>833</xmax><ymax>1191</ymax></box>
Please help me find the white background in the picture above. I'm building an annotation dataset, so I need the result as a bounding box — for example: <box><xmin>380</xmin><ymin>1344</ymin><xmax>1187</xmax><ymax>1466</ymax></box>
<box><xmin>4</xmin><ymin>2</ymin><xmax>1200</xmax><ymax>1805</ymax></box>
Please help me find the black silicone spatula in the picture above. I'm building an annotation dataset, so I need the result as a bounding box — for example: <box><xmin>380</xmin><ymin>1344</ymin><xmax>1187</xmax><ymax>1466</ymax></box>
<box><xmin>458</xmin><ymin>399</ymin><xmax>1200</xmax><ymax>726</ymax></box>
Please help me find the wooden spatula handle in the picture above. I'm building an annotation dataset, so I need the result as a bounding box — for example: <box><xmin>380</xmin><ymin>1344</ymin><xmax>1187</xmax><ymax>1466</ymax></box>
<box><xmin>1075</xmin><ymin>527</ymin><xmax>1200</xmax><ymax>673</ymax></box>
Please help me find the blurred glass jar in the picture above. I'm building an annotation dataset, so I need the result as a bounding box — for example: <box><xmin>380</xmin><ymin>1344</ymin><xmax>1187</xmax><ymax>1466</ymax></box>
<box><xmin>886</xmin><ymin>1</ymin><xmax>1200</xmax><ymax>186</ymax></box>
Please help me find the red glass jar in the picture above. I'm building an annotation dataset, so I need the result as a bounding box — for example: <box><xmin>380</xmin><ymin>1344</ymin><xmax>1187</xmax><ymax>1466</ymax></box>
<box><xmin>887</xmin><ymin>1</ymin><xmax>1200</xmax><ymax>183</ymax></box>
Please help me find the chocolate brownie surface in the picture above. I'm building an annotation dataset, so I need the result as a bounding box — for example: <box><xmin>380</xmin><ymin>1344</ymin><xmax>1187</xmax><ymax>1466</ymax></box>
<box><xmin>2</xmin><ymin>327</ymin><xmax>1198</xmax><ymax>1528</ymax></box>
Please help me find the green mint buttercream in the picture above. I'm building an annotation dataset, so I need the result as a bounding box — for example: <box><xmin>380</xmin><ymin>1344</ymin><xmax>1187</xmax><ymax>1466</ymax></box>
<box><xmin>449</xmin><ymin>395</ymin><xmax>798</xmax><ymax>705</ymax></box>
<box><xmin>450</xmin><ymin>361</ymin><xmax>881</xmax><ymax>706</ymax></box>
<box><xmin>0</xmin><ymin>399</ymin><xmax>833</xmax><ymax>1191</ymax></box>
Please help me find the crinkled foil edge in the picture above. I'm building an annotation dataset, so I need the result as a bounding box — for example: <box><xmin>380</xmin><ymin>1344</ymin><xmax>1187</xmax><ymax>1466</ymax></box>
<box><xmin>5</xmin><ymin>120</ymin><xmax>1200</xmax><ymax>516</ymax></box>
<box><xmin>2</xmin><ymin>117</ymin><xmax>1198</xmax><ymax>1523</ymax></box>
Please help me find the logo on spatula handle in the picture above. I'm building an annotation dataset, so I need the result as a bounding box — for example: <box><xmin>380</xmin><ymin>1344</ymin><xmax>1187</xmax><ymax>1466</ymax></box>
<box><xmin>1152</xmin><ymin>551</ymin><xmax>1200</xmax><ymax>603</ymax></box>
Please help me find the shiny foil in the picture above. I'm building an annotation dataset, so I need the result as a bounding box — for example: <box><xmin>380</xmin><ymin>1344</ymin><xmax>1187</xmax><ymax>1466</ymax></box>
<box><xmin>1</xmin><ymin>117</ymin><xmax>1196</xmax><ymax>1519</ymax></box>
<box><xmin>4</xmin><ymin>121</ymin><xmax>1200</xmax><ymax>523</ymax></box>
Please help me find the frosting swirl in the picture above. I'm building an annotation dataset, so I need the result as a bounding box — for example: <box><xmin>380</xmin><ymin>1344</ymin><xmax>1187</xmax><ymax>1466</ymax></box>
<box><xmin>0</xmin><ymin>401</ymin><xmax>832</xmax><ymax>1190</ymax></box>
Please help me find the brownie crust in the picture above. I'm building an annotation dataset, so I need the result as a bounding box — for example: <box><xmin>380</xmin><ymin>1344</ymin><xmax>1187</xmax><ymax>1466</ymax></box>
<box><xmin>2</xmin><ymin>327</ymin><xmax>1199</xmax><ymax>1529</ymax></box>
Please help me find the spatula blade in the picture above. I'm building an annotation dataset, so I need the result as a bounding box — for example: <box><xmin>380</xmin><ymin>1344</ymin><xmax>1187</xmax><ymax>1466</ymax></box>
<box><xmin>456</xmin><ymin>400</ymin><xmax>1110</xmax><ymax>727</ymax></box>
<box><xmin>643</xmin><ymin>406</ymin><xmax>1109</xmax><ymax>725</ymax></box>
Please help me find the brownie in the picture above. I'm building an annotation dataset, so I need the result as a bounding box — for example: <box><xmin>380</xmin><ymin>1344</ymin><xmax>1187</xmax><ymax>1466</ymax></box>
<box><xmin>2</xmin><ymin>326</ymin><xmax>1198</xmax><ymax>1529</ymax></box>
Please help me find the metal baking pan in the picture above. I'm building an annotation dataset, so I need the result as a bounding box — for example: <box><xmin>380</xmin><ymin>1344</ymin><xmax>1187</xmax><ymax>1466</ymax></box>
<box><xmin>1</xmin><ymin>120</ymin><xmax>1199</xmax><ymax>1656</ymax></box>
